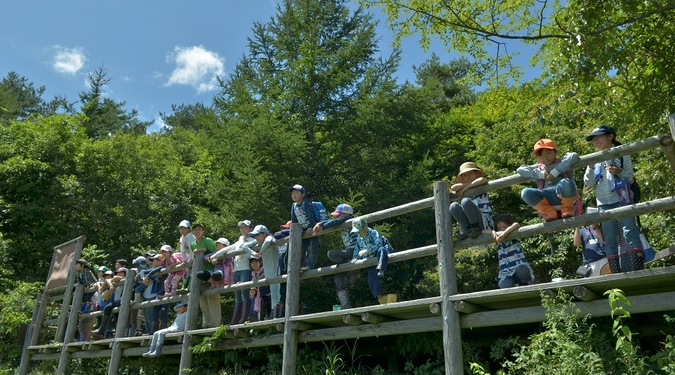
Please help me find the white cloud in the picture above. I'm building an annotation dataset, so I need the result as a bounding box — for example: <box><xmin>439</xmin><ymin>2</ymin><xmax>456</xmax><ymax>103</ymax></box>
<box><xmin>165</xmin><ymin>45</ymin><xmax>224</xmax><ymax>93</ymax></box>
<box><xmin>52</xmin><ymin>46</ymin><xmax>86</xmax><ymax>75</ymax></box>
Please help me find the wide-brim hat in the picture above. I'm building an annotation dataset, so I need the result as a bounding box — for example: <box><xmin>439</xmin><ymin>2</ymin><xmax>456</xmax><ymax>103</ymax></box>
<box><xmin>75</xmin><ymin>259</ymin><xmax>89</xmax><ymax>268</ymax></box>
<box><xmin>456</xmin><ymin>162</ymin><xmax>485</xmax><ymax>184</ymax></box>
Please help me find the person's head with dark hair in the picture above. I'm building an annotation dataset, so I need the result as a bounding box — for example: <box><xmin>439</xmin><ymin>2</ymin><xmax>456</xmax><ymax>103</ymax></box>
<box><xmin>494</xmin><ymin>214</ymin><xmax>515</xmax><ymax>229</ymax></box>
<box><xmin>115</xmin><ymin>259</ymin><xmax>128</xmax><ymax>269</ymax></box>
<box><xmin>586</xmin><ymin>125</ymin><xmax>620</xmax><ymax>149</ymax></box>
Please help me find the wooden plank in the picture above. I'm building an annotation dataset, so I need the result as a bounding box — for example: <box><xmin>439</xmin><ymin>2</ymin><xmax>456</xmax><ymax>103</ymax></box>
<box><xmin>300</xmin><ymin>317</ymin><xmax>442</xmax><ymax>343</ymax></box>
<box><xmin>282</xmin><ymin>224</ymin><xmax>302</xmax><ymax>375</ymax></box>
<box><xmin>461</xmin><ymin>290</ymin><xmax>675</xmax><ymax>329</ymax></box>
<box><xmin>109</xmin><ymin>268</ymin><xmax>136</xmax><ymax>375</ymax></box>
<box><xmin>179</xmin><ymin>253</ymin><xmax>204</xmax><ymax>375</ymax></box>
<box><xmin>434</xmin><ymin>181</ymin><xmax>464</xmax><ymax>375</ymax></box>
<box><xmin>58</xmin><ymin>284</ymin><xmax>84</xmax><ymax>375</ymax></box>
<box><xmin>647</xmin><ymin>246</ymin><xmax>675</xmax><ymax>264</ymax></box>
<box><xmin>573</xmin><ymin>286</ymin><xmax>600</xmax><ymax>302</ymax></box>
<box><xmin>18</xmin><ymin>294</ymin><xmax>43</xmax><ymax>375</ymax></box>
<box><xmin>341</xmin><ymin>314</ymin><xmax>363</xmax><ymax>326</ymax></box>
<box><xmin>453</xmin><ymin>301</ymin><xmax>486</xmax><ymax>314</ymax></box>
<box><xmin>360</xmin><ymin>312</ymin><xmax>393</xmax><ymax>324</ymax></box>
<box><xmin>666</xmin><ymin>114</ymin><xmax>675</xmax><ymax>173</ymax></box>
<box><xmin>291</xmin><ymin>322</ymin><xmax>314</xmax><ymax>331</ymax></box>
<box><xmin>233</xmin><ymin>328</ymin><xmax>251</xmax><ymax>338</ymax></box>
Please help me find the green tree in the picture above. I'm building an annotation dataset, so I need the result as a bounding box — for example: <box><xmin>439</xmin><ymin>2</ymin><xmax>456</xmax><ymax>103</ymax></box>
<box><xmin>79</xmin><ymin>66</ymin><xmax>151</xmax><ymax>138</ymax></box>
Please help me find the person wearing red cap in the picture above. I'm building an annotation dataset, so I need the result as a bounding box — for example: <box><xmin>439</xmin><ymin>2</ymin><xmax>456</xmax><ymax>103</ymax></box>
<box><xmin>517</xmin><ymin>139</ymin><xmax>580</xmax><ymax>221</ymax></box>
<box><xmin>313</xmin><ymin>203</ymin><xmax>357</xmax><ymax>309</ymax></box>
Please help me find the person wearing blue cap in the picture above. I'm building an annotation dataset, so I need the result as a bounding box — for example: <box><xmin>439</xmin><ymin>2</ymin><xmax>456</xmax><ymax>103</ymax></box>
<box><xmin>313</xmin><ymin>203</ymin><xmax>358</xmax><ymax>309</ymax></box>
<box><xmin>289</xmin><ymin>184</ymin><xmax>320</xmax><ymax>270</ymax></box>
<box><xmin>583</xmin><ymin>124</ymin><xmax>643</xmax><ymax>273</ymax></box>
<box><xmin>142</xmin><ymin>300</ymin><xmax>188</xmax><ymax>358</ymax></box>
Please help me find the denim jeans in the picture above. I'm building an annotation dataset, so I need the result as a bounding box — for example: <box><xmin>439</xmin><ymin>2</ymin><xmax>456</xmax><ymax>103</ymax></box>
<box><xmin>366</xmin><ymin>247</ymin><xmax>389</xmax><ymax>298</ymax></box>
<box><xmin>302</xmin><ymin>236</ymin><xmax>320</xmax><ymax>269</ymax></box>
<box><xmin>233</xmin><ymin>270</ymin><xmax>251</xmax><ymax>303</ymax></box>
<box><xmin>599</xmin><ymin>202</ymin><xmax>642</xmax><ymax>256</ymax></box>
<box><xmin>521</xmin><ymin>178</ymin><xmax>577</xmax><ymax>207</ymax></box>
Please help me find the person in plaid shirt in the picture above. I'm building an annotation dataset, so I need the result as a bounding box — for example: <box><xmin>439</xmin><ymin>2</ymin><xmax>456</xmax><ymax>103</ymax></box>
<box><xmin>350</xmin><ymin>218</ymin><xmax>392</xmax><ymax>304</ymax></box>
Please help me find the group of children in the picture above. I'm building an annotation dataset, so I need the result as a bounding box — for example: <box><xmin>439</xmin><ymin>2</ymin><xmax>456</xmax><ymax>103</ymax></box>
<box><xmin>450</xmin><ymin>124</ymin><xmax>645</xmax><ymax>288</ymax></box>
<box><xmin>72</xmin><ymin>124</ymin><xmax>645</xmax><ymax>350</ymax></box>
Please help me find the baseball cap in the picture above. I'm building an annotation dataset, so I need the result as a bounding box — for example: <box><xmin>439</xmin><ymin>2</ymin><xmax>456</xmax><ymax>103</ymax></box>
<box><xmin>288</xmin><ymin>184</ymin><xmax>306</xmax><ymax>193</ymax></box>
<box><xmin>350</xmin><ymin>217</ymin><xmax>367</xmax><ymax>233</ymax></box>
<box><xmin>96</xmin><ymin>266</ymin><xmax>110</xmax><ymax>273</ymax></box>
<box><xmin>216</xmin><ymin>237</ymin><xmax>230</xmax><ymax>246</ymax></box>
<box><xmin>144</xmin><ymin>249</ymin><xmax>158</xmax><ymax>258</ymax></box>
<box><xmin>192</xmin><ymin>223</ymin><xmax>205</xmax><ymax>230</ymax></box>
<box><xmin>532</xmin><ymin>139</ymin><xmax>556</xmax><ymax>155</ymax></box>
<box><xmin>115</xmin><ymin>267</ymin><xmax>127</xmax><ymax>274</ymax></box>
<box><xmin>160</xmin><ymin>244</ymin><xmax>173</xmax><ymax>253</ymax></box>
<box><xmin>178</xmin><ymin>220</ymin><xmax>191</xmax><ymax>228</ymax></box>
<box><xmin>237</xmin><ymin>219</ymin><xmax>252</xmax><ymax>227</ymax></box>
<box><xmin>103</xmin><ymin>270</ymin><xmax>114</xmax><ymax>277</ymax></box>
<box><xmin>249</xmin><ymin>224</ymin><xmax>269</xmax><ymax>236</ymax></box>
<box><xmin>150</xmin><ymin>254</ymin><xmax>163</xmax><ymax>260</ymax></box>
<box><xmin>132</xmin><ymin>256</ymin><xmax>147</xmax><ymax>266</ymax></box>
<box><xmin>280</xmin><ymin>220</ymin><xmax>292</xmax><ymax>229</ymax></box>
<box><xmin>75</xmin><ymin>258</ymin><xmax>89</xmax><ymax>268</ymax></box>
<box><xmin>585</xmin><ymin>125</ymin><xmax>616</xmax><ymax>141</ymax></box>
<box><xmin>331</xmin><ymin>203</ymin><xmax>354</xmax><ymax>216</ymax></box>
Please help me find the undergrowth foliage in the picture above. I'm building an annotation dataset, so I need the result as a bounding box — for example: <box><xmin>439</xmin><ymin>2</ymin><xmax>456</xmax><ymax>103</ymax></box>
<box><xmin>470</xmin><ymin>289</ymin><xmax>675</xmax><ymax>375</ymax></box>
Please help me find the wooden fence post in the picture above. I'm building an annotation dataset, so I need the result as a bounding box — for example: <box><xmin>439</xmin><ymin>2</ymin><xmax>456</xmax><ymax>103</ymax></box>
<box><xmin>434</xmin><ymin>181</ymin><xmax>464</xmax><ymax>375</ymax></box>
<box><xmin>282</xmin><ymin>223</ymin><xmax>303</xmax><ymax>375</ymax></box>
<box><xmin>109</xmin><ymin>269</ymin><xmax>137</xmax><ymax>375</ymax></box>
<box><xmin>57</xmin><ymin>284</ymin><xmax>84</xmax><ymax>375</ymax></box>
<box><xmin>179</xmin><ymin>254</ymin><xmax>204</xmax><ymax>375</ymax></box>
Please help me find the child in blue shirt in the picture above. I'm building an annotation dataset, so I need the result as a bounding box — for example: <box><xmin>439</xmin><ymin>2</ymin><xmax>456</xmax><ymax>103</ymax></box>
<box><xmin>289</xmin><ymin>184</ymin><xmax>320</xmax><ymax>270</ymax></box>
<box><xmin>350</xmin><ymin>218</ymin><xmax>393</xmax><ymax>304</ymax></box>
<box><xmin>449</xmin><ymin>162</ymin><xmax>494</xmax><ymax>240</ymax></box>
<box><xmin>314</xmin><ymin>203</ymin><xmax>358</xmax><ymax>309</ymax></box>
<box><xmin>492</xmin><ymin>214</ymin><xmax>534</xmax><ymax>288</ymax></box>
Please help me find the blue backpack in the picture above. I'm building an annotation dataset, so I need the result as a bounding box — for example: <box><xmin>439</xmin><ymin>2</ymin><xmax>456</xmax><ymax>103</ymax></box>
<box><xmin>312</xmin><ymin>201</ymin><xmax>329</xmax><ymax>221</ymax></box>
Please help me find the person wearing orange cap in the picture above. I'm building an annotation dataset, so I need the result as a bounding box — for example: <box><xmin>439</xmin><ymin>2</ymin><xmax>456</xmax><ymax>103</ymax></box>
<box><xmin>517</xmin><ymin>139</ymin><xmax>580</xmax><ymax>221</ymax></box>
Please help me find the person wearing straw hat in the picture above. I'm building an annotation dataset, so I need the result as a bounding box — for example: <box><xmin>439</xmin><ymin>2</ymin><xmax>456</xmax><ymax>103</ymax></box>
<box><xmin>449</xmin><ymin>162</ymin><xmax>494</xmax><ymax>240</ymax></box>
<box><xmin>142</xmin><ymin>300</ymin><xmax>188</xmax><ymax>358</ymax></box>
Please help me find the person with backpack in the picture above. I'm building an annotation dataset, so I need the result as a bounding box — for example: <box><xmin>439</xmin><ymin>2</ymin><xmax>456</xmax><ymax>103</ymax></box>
<box><xmin>517</xmin><ymin>139</ymin><xmax>580</xmax><ymax>221</ymax></box>
<box><xmin>583</xmin><ymin>125</ymin><xmax>644</xmax><ymax>273</ymax></box>
<box><xmin>289</xmin><ymin>184</ymin><xmax>321</xmax><ymax>270</ymax></box>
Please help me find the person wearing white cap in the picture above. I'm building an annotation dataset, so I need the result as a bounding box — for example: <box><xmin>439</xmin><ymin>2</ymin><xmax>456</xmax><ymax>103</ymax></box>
<box><xmin>143</xmin><ymin>301</ymin><xmax>188</xmax><ymax>358</ymax></box>
<box><xmin>313</xmin><ymin>204</ymin><xmax>357</xmax><ymax>309</ymax></box>
<box><xmin>178</xmin><ymin>220</ymin><xmax>195</xmax><ymax>264</ymax></box>
<box><xmin>249</xmin><ymin>224</ymin><xmax>279</xmax><ymax>319</ymax></box>
<box><xmin>212</xmin><ymin>220</ymin><xmax>258</xmax><ymax>325</ymax></box>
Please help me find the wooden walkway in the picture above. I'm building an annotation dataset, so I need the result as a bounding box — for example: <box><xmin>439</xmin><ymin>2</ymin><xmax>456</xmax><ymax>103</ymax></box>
<box><xmin>18</xmin><ymin>125</ymin><xmax>675</xmax><ymax>375</ymax></box>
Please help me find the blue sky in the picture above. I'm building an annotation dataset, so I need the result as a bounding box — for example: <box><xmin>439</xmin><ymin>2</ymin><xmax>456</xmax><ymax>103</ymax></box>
<box><xmin>1</xmin><ymin>1</ymin><xmax>538</xmax><ymax>132</ymax></box>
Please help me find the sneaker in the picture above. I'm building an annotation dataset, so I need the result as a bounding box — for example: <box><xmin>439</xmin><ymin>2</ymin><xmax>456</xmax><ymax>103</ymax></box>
<box><xmin>469</xmin><ymin>225</ymin><xmax>481</xmax><ymax>239</ymax></box>
<box><xmin>456</xmin><ymin>231</ymin><xmax>469</xmax><ymax>241</ymax></box>
<box><xmin>348</xmin><ymin>270</ymin><xmax>359</xmax><ymax>284</ymax></box>
<box><xmin>377</xmin><ymin>270</ymin><xmax>385</xmax><ymax>277</ymax></box>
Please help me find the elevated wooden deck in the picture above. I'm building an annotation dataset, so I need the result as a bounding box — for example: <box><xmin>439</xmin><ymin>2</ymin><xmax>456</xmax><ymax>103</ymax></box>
<box><xmin>18</xmin><ymin>128</ymin><xmax>675</xmax><ymax>375</ymax></box>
